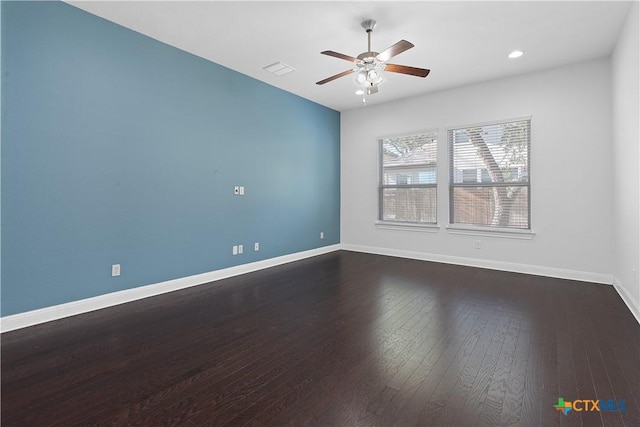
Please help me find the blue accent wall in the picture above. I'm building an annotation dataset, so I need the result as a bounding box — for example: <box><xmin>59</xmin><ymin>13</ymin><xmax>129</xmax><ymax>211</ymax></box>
<box><xmin>1</xmin><ymin>1</ymin><xmax>340</xmax><ymax>316</ymax></box>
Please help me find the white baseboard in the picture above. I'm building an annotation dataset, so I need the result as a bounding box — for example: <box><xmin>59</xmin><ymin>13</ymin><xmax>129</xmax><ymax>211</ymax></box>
<box><xmin>613</xmin><ymin>277</ymin><xmax>640</xmax><ymax>326</ymax></box>
<box><xmin>4</xmin><ymin>244</ymin><xmax>632</xmax><ymax>333</ymax></box>
<box><xmin>341</xmin><ymin>244</ymin><xmax>615</xmax><ymax>285</ymax></box>
<box><xmin>0</xmin><ymin>244</ymin><xmax>341</xmax><ymax>333</ymax></box>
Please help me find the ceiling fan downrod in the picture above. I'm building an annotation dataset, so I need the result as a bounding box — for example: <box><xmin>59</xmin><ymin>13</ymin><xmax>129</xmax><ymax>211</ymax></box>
<box><xmin>361</xmin><ymin>19</ymin><xmax>377</xmax><ymax>32</ymax></box>
<box><xmin>361</xmin><ymin>19</ymin><xmax>377</xmax><ymax>53</ymax></box>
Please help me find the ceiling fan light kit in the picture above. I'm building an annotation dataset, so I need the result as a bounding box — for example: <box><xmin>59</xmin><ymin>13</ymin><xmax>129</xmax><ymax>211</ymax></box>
<box><xmin>316</xmin><ymin>19</ymin><xmax>430</xmax><ymax>105</ymax></box>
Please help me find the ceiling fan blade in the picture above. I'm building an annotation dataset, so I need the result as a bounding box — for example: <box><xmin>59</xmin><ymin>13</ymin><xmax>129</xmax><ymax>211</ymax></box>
<box><xmin>321</xmin><ymin>50</ymin><xmax>360</xmax><ymax>63</ymax></box>
<box><xmin>376</xmin><ymin>40</ymin><xmax>414</xmax><ymax>62</ymax></box>
<box><xmin>385</xmin><ymin>64</ymin><xmax>431</xmax><ymax>78</ymax></box>
<box><xmin>316</xmin><ymin>69</ymin><xmax>356</xmax><ymax>85</ymax></box>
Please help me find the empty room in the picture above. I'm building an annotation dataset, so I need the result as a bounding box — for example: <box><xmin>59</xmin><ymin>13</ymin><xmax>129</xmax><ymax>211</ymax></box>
<box><xmin>1</xmin><ymin>1</ymin><xmax>639</xmax><ymax>426</ymax></box>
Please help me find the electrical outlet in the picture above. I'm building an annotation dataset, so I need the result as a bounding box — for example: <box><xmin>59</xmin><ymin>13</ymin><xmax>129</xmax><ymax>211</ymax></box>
<box><xmin>234</xmin><ymin>186</ymin><xmax>240</xmax><ymax>195</ymax></box>
<box><xmin>320</xmin><ymin>232</ymin><xmax>324</xmax><ymax>239</ymax></box>
<box><xmin>239</xmin><ymin>186</ymin><xmax>245</xmax><ymax>195</ymax></box>
<box><xmin>111</xmin><ymin>264</ymin><xmax>121</xmax><ymax>277</ymax></box>
<box><xmin>254</xmin><ymin>242</ymin><xmax>259</xmax><ymax>251</ymax></box>
<box><xmin>238</xmin><ymin>244</ymin><xmax>244</xmax><ymax>254</ymax></box>
<box><xmin>232</xmin><ymin>245</ymin><xmax>238</xmax><ymax>255</ymax></box>
<box><xmin>475</xmin><ymin>240</ymin><xmax>481</xmax><ymax>249</ymax></box>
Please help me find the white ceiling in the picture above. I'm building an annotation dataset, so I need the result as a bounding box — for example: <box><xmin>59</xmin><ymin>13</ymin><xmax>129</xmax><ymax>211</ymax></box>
<box><xmin>67</xmin><ymin>1</ymin><xmax>632</xmax><ymax>112</ymax></box>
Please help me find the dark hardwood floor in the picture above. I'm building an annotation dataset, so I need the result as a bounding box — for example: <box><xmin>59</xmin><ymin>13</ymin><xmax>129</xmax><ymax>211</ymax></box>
<box><xmin>2</xmin><ymin>251</ymin><xmax>639</xmax><ymax>426</ymax></box>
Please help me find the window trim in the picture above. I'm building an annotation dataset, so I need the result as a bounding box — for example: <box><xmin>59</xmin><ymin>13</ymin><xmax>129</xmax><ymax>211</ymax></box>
<box><xmin>375</xmin><ymin>221</ymin><xmax>440</xmax><ymax>232</ymax></box>
<box><xmin>446</xmin><ymin>224</ymin><xmax>535</xmax><ymax>239</ymax></box>
<box><xmin>447</xmin><ymin>116</ymin><xmax>532</xmax><ymax>232</ymax></box>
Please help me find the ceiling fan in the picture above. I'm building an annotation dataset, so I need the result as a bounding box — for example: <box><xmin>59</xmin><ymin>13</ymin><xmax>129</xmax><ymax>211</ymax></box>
<box><xmin>316</xmin><ymin>19</ymin><xmax>430</xmax><ymax>101</ymax></box>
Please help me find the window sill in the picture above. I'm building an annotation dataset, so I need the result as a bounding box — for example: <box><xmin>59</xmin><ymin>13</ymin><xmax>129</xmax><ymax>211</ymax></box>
<box><xmin>375</xmin><ymin>221</ymin><xmax>440</xmax><ymax>233</ymax></box>
<box><xmin>446</xmin><ymin>225</ymin><xmax>535</xmax><ymax>240</ymax></box>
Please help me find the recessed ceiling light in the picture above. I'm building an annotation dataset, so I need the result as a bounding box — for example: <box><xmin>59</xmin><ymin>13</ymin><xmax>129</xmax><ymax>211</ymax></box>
<box><xmin>355</xmin><ymin>89</ymin><xmax>364</xmax><ymax>95</ymax></box>
<box><xmin>508</xmin><ymin>50</ymin><xmax>524</xmax><ymax>59</ymax></box>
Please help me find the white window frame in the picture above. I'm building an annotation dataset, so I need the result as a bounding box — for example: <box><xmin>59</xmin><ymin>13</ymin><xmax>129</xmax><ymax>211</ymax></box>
<box><xmin>376</xmin><ymin>130</ymin><xmax>439</xmax><ymax>231</ymax></box>
<box><xmin>447</xmin><ymin>117</ymin><xmax>534</xmax><ymax>238</ymax></box>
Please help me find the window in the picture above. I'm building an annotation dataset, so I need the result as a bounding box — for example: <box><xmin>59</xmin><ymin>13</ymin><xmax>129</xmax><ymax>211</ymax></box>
<box><xmin>379</xmin><ymin>132</ymin><xmax>438</xmax><ymax>224</ymax></box>
<box><xmin>449</xmin><ymin>118</ymin><xmax>530</xmax><ymax>229</ymax></box>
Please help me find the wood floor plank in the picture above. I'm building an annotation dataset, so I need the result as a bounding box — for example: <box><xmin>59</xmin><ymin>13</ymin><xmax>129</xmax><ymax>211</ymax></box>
<box><xmin>414</xmin><ymin>305</ymin><xmax>493</xmax><ymax>426</ymax></box>
<box><xmin>476</xmin><ymin>315</ymin><xmax>522</xmax><ymax>425</ymax></box>
<box><xmin>446</xmin><ymin>307</ymin><xmax>514</xmax><ymax>425</ymax></box>
<box><xmin>552</xmin><ymin>295</ymin><xmax>582</xmax><ymax>427</ymax></box>
<box><xmin>563</xmin><ymin>280</ymin><xmax>599</xmax><ymax>427</ymax></box>
<box><xmin>601</xmin><ymin>342</ymin><xmax>640</xmax><ymax>427</ymax></box>
<box><xmin>575</xmin><ymin>283</ymin><xmax>627</xmax><ymax>427</ymax></box>
<box><xmin>384</xmin><ymin>302</ymin><xmax>488</xmax><ymax>426</ymax></box>
<box><xmin>310</xmin><ymin>290</ymin><xmax>465</xmax><ymax>427</ymax></box>
<box><xmin>435</xmin><ymin>306</ymin><xmax>508</xmax><ymax>425</ymax></box>
<box><xmin>2</xmin><ymin>251</ymin><xmax>638</xmax><ymax>426</ymax></box>
<box><xmin>498</xmin><ymin>321</ymin><xmax>532</xmax><ymax>426</ymax></box>
<box><xmin>240</xmin><ymin>261</ymin><xmax>419</xmax><ymax>426</ymax></box>
<box><xmin>375</xmin><ymin>306</ymin><xmax>475</xmax><ymax>426</ymax></box>
<box><xmin>538</xmin><ymin>277</ymin><xmax>563</xmax><ymax>427</ymax></box>
<box><xmin>284</xmin><ymin>291</ymin><xmax>438</xmax><ymax>426</ymax></box>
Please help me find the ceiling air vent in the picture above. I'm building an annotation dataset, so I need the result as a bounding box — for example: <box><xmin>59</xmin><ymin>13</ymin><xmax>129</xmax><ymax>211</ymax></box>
<box><xmin>263</xmin><ymin>62</ymin><xmax>296</xmax><ymax>76</ymax></box>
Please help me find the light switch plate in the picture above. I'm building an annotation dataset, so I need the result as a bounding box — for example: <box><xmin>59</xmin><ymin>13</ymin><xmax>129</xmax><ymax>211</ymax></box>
<box><xmin>111</xmin><ymin>264</ymin><xmax>121</xmax><ymax>277</ymax></box>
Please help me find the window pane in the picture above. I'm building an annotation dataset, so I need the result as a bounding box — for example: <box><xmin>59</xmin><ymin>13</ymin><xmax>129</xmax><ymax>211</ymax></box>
<box><xmin>382</xmin><ymin>187</ymin><xmax>437</xmax><ymax>223</ymax></box>
<box><xmin>450</xmin><ymin>186</ymin><xmax>529</xmax><ymax>229</ymax></box>
<box><xmin>381</xmin><ymin>134</ymin><xmax>437</xmax><ymax>186</ymax></box>
<box><xmin>451</xmin><ymin>121</ymin><xmax>529</xmax><ymax>185</ymax></box>
<box><xmin>418</xmin><ymin>170</ymin><xmax>436</xmax><ymax>184</ymax></box>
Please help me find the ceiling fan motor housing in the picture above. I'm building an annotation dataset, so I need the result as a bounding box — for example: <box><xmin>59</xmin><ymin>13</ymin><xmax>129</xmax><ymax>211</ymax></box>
<box><xmin>357</xmin><ymin>52</ymin><xmax>380</xmax><ymax>63</ymax></box>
